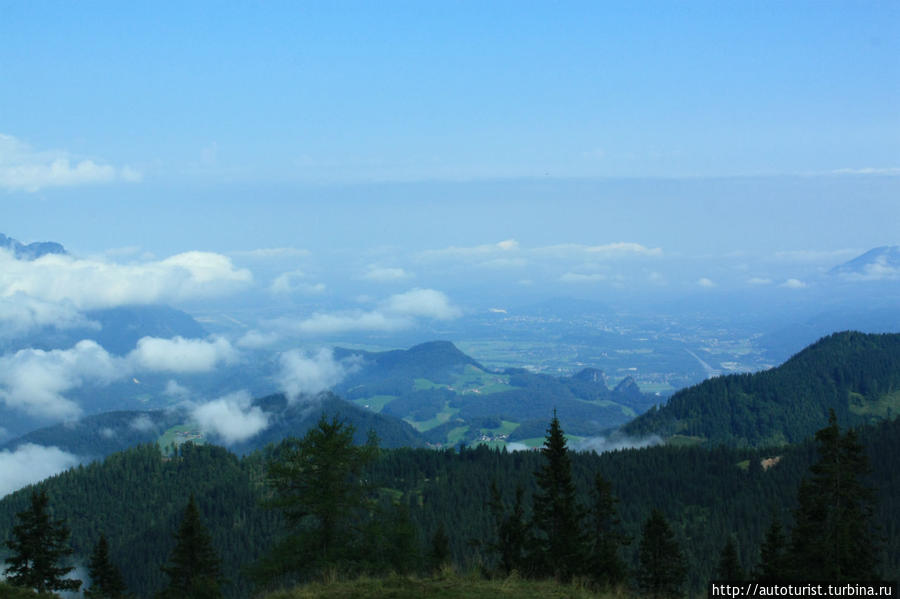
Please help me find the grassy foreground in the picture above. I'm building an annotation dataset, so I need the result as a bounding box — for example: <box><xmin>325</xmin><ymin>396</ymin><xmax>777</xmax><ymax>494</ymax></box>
<box><xmin>260</xmin><ymin>572</ymin><xmax>627</xmax><ymax>599</ymax></box>
<box><xmin>0</xmin><ymin>582</ymin><xmax>61</xmax><ymax>598</ymax></box>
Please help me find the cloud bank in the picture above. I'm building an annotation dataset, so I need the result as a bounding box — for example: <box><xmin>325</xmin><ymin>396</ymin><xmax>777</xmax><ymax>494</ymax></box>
<box><xmin>0</xmin><ymin>133</ymin><xmax>141</xmax><ymax>192</ymax></box>
<box><xmin>277</xmin><ymin>348</ymin><xmax>358</xmax><ymax>401</ymax></box>
<box><xmin>0</xmin><ymin>249</ymin><xmax>252</xmax><ymax>311</ymax></box>
<box><xmin>0</xmin><ymin>443</ymin><xmax>81</xmax><ymax>497</ymax></box>
<box><xmin>129</xmin><ymin>336</ymin><xmax>238</xmax><ymax>373</ymax></box>
<box><xmin>191</xmin><ymin>391</ymin><xmax>269</xmax><ymax>444</ymax></box>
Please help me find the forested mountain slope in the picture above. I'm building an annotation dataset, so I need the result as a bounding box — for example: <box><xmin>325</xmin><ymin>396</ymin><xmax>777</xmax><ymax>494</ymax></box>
<box><xmin>2</xmin><ymin>414</ymin><xmax>897</xmax><ymax>597</ymax></box>
<box><xmin>333</xmin><ymin>341</ymin><xmax>656</xmax><ymax>446</ymax></box>
<box><xmin>624</xmin><ymin>331</ymin><xmax>900</xmax><ymax>446</ymax></box>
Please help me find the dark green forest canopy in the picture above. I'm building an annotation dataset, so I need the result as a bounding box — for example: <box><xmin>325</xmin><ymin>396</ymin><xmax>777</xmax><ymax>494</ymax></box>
<box><xmin>625</xmin><ymin>332</ymin><xmax>900</xmax><ymax>446</ymax></box>
<box><xmin>0</xmin><ymin>413</ymin><xmax>898</xmax><ymax>597</ymax></box>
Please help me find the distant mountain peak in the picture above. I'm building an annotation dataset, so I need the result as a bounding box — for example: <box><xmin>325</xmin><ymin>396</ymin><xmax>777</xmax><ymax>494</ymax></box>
<box><xmin>829</xmin><ymin>246</ymin><xmax>900</xmax><ymax>280</ymax></box>
<box><xmin>572</xmin><ymin>368</ymin><xmax>608</xmax><ymax>386</ymax></box>
<box><xmin>0</xmin><ymin>232</ymin><xmax>67</xmax><ymax>260</ymax></box>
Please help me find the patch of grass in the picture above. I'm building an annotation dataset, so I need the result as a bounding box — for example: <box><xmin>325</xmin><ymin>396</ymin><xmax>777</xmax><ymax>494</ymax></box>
<box><xmin>667</xmin><ymin>434</ymin><xmax>705</xmax><ymax>447</ymax></box>
<box><xmin>261</xmin><ymin>571</ymin><xmax>616</xmax><ymax>599</ymax></box>
<box><xmin>736</xmin><ymin>459</ymin><xmax>750</xmax><ymax>471</ymax></box>
<box><xmin>157</xmin><ymin>424</ymin><xmax>206</xmax><ymax>454</ymax></box>
<box><xmin>0</xmin><ymin>582</ymin><xmax>60</xmax><ymax>598</ymax></box>
<box><xmin>451</xmin><ymin>365</ymin><xmax>515</xmax><ymax>395</ymax></box>
<box><xmin>447</xmin><ymin>426</ymin><xmax>470</xmax><ymax>444</ymax></box>
<box><xmin>849</xmin><ymin>389</ymin><xmax>900</xmax><ymax>419</ymax></box>
<box><xmin>413</xmin><ymin>378</ymin><xmax>446</xmax><ymax>391</ymax></box>
<box><xmin>405</xmin><ymin>404</ymin><xmax>460</xmax><ymax>432</ymax></box>
<box><xmin>350</xmin><ymin>395</ymin><xmax>397</xmax><ymax>413</ymax></box>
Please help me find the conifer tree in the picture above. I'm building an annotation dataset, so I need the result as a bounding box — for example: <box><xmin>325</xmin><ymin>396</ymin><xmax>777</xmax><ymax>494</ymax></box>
<box><xmin>85</xmin><ymin>533</ymin><xmax>128</xmax><ymax>598</ymax></box>
<box><xmin>259</xmin><ymin>414</ymin><xmax>379</xmax><ymax>579</ymax></box>
<box><xmin>636</xmin><ymin>509</ymin><xmax>686</xmax><ymax>599</ymax></box>
<box><xmin>715</xmin><ymin>537</ymin><xmax>744</xmax><ymax>580</ymax></box>
<box><xmin>530</xmin><ymin>411</ymin><xmax>586</xmax><ymax>581</ymax></box>
<box><xmin>3</xmin><ymin>489</ymin><xmax>81</xmax><ymax>594</ymax></box>
<box><xmin>789</xmin><ymin>410</ymin><xmax>880</xmax><ymax>580</ymax></box>
<box><xmin>489</xmin><ymin>482</ymin><xmax>530</xmax><ymax>576</ymax></box>
<box><xmin>428</xmin><ymin>522</ymin><xmax>450</xmax><ymax>573</ymax></box>
<box><xmin>587</xmin><ymin>473</ymin><xmax>628</xmax><ymax>588</ymax></box>
<box><xmin>157</xmin><ymin>495</ymin><xmax>223</xmax><ymax>599</ymax></box>
<box><xmin>755</xmin><ymin>516</ymin><xmax>788</xmax><ymax>582</ymax></box>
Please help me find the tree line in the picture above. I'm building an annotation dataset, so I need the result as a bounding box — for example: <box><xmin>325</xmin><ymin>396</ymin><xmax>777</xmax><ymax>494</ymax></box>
<box><xmin>1</xmin><ymin>410</ymin><xmax>892</xmax><ymax>597</ymax></box>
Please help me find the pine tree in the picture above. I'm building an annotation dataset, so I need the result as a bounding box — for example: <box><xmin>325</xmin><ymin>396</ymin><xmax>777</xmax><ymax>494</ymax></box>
<box><xmin>428</xmin><ymin>522</ymin><xmax>450</xmax><ymax>573</ymax></box>
<box><xmin>530</xmin><ymin>411</ymin><xmax>586</xmax><ymax>581</ymax></box>
<box><xmin>85</xmin><ymin>534</ymin><xmax>128</xmax><ymax>598</ymax></box>
<box><xmin>587</xmin><ymin>473</ymin><xmax>628</xmax><ymax>588</ymax></box>
<box><xmin>3</xmin><ymin>490</ymin><xmax>81</xmax><ymax>594</ymax></box>
<box><xmin>260</xmin><ymin>414</ymin><xmax>379</xmax><ymax>579</ymax></box>
<box><xmin>157</xmin><ymin>495</ymin><xmax>223</xmax><ymax>599</ymax></box>
<box><xmin>489</xmin><ymin>482</ymin><xmax>530</xmax><ymax>576</ymax></box>
<box><xmin>636</xmin><ymin>509</ymin><xmax>686</xmax><ymax>599</ymax></box>
<box><xmin>755</xmin><ymin>516</ymin><xmax>788</xmax><ymax>582</ymax></box>
<box><xmin>715</xmin><ymin>537</ymin><xmax>744</xmax><ymax>580</ymax></box>
<box><xmin>789</xmin><ymin>410</ymin><xmax>881</xmax><ymax>580</ymax></box>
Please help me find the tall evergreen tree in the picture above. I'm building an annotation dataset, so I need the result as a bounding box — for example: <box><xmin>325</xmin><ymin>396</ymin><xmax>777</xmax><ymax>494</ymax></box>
<box><xmin>755</xmin><ymin>516</ymin><xmax>788</xmax><ymax>582</ymax></box>
<box><xmin>715</xmin><ymin>537</ymin><xmax>744</xmax><ymax>580</ymax></box>
<box><xmin>259</xmin><ymin>414</ymin><xmax>379</xmax><ymax>580</ymax></box>
<box><xmin>3</xmin><ymin>490</ymin><xmax>81</xmax><ymax>594</ymax></box>
<box><xmin>157</xmin><ymin>495</ymin><xmax>223</xmax><ymax>599</ymax></box>
<box><xmin>530</xmin><ymin>411</ymin><xmax>586</xmax><ymax>581</ymax></box>
<box><xmin>789</xmin><ymin>410</ymin><xmax>881</xmax><ymax>580</ymax></box>
<box><xmin>587</xmin><ymin>474</ymin><xmax>628</xmax><ymax>588</ymax></box>
<box><xmin>489</xmin><ymin>482</ymin><xmax>530</xmax><ymax>576</ymax></box>
<box><xmin>636</xmin><ymin>509</ymin><xmax>686</xmax><ymax>599</ymax></box>
<box><xmin>85</xmin><ymin>533</ymin><xmax>128</xmax><ymax>598</ymax></box>
<box><xmin>428</xmin><ymin>522</ymin><xmax>451</xmax><ymax>573</ymax></box>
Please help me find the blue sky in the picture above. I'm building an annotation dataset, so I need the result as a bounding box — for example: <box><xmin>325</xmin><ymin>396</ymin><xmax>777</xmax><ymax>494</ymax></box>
<box><xmin>1</xmin><ymin>1</ymin><xmax>898</xmax><ymax>296</ymax></box>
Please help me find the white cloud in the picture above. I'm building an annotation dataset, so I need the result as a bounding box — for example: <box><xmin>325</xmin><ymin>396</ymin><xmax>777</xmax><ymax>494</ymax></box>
<box><xmin>0</xmin><ymin>133</ymin><xmax>141</xmax><ymax>192</ymax></box>
<box><xmin>572</xmin><ymin>434</ymin><xmax>662</xmax><ymax>454</ymax></box>
<box><xmin>278</xmin><ymin>348</ymin><xmax>358</xmax><ymax>401</ymax></box>
<box><xmin>0</xmin><ymin>340</ymin><xmax>124</xmax><ymax>419</ymax></box>
<box><xmin>269</xmin><ymin>270</ymin><xmax>325</xmax><ymax>295</ymax></box>
<box><xmin>191</xmin><ymin>390</ymin><xmax>269</xmax><ymax>444</ymax></box>
<box><xmin>236</xmin><ymin>329</ymin><xmax>282</xmax><ymax>349</ymax></box>
<box><xmin>280</xmin><ymin>311</ymin><xmax>410</xmax><ymax>335</ymax></box>
<box><xmin>129</xmin><ymin>414</ymin><xmax>156</xmax><ymax>432</ymax></box>
<box><xmin>382</xmin><ymin>288</ymin><xmax>461</xmax><ymax>320</ymax></box>
<box><xmin>560</xmin><ymin>272</ymin><xmax>607</xmax><ymax>283</ymax></box>
<box><xmin>363</xmin><ymin>266</ymin><xmax>413</xmax><ymax>282</ymax></box>
<box><xmin>269</xmin><ymin>288</ymin><xmax>461</xmax><ymax>336</ymax></box>
<box><xmin>831</xmin><ymin>167</ymin><xmax>900</xmax><ymax>176</ymax></box>
<box><xmin>772</xmin><ymin>249</ymin><xmax>859</xmax><ymax>263</ymax></box>
<box><xmin>697</xmin><ymin>277</ymin><xmax>717</xmax><ymax>288</ymax></box>
<box><xmin>164</xmin><ymin>379</ymin><xmax>191</xmax><ymax>399</ymax></box>
<box><xmin>781</xmin><ymin>278</ymin><xmax>807</xmax><ymax>289</ymax></box>
<box><xmin>747</xmin><ymin>277</ymin><xmax>773</xmax><ymax>285</ymax></box>
<box><xmin>0</xmin><ymin>293</ymin><xmax>96</xmax><ymax>337</ymax></box>
<box><xmin>0</xmin><ymin>249</ymin><xmax>252</xmax><ymax>310</ymax></box>
<box><xmin>129</xmin><ymin>336</ymin><xmax>238</xmax><ymax>373</ymax></box>
<box><xmin>534</xmin><ymin>242</ymin><xmax>662</xmax><ymax>258</ymax></box>
<box><xmin>0</xmin><ymin>444</ymin><xmax>81</xmax><ymax>498</ymax></box>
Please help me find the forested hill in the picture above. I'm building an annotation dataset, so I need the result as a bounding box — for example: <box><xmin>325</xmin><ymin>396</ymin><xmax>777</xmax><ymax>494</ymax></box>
<box><xmin>1</xmin><ymin>415</ymin><xmax>898</xmax><ymax>597</ymax></box>
<box><xmin>625</xmin><ymin>331</ymin><xmax>900</xmax><ymax>446</ymax></box>
<box><xmin>332</xmin><ymin>340</ymin><xmax>656</xmax><ymax>446</ymax></box>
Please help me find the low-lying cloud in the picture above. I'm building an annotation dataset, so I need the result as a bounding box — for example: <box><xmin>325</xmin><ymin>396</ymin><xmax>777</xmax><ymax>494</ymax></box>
<box><xmin>0</xmin><ymin>443</ymin><xmax>81</xmax><ymax>498</ymax></box>
<box><xmin>191</xmin><ymin>391</ymin><xmax>269</xmax><ymax>444</ymax></box>
<box><xmin>277</xmin><ymin>348</ymin><xmax>358</xmax><ymax>401</ymax></box>
<box><xmin>572</xmin><ymin>434</ymin><xmax>663</xmax><ymax>454</ymax></box>
<box><xmin>129</xmin><ymin>336</ymin><xmax>238</xmax><ymax>373</ymax></box>
<box><xmin>0</xmin><ymin>133</ymin><xmax>141</xmax><ymax>192</ymax></box>
<box><xmin>269</xmin><ymin>288</ymin><xmax>461</xmax><ymax>336</ymax></box>
<box><xmin>0</xmin><ymin>340</ymin><xmax>123</xmax><ymax>419</ymax></box>
<box><xmin>0</xmin><ymin>249</ymin><xmax>252</xmax><ymax>311</ymax></box>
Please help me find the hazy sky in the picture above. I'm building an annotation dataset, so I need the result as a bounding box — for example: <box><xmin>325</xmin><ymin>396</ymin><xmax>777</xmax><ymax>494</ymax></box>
<box><xmin>2</xmin><ymin>1</ymin><xmax>898</xmax><ymax>296</ymax></box>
